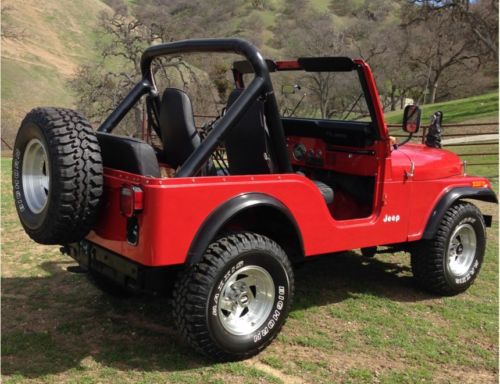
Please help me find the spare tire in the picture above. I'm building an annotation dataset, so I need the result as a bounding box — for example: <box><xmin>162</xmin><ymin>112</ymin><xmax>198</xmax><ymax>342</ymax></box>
<box><xmin>12</xmin><ymin>107</ymin><xmax>103</xmax><ymax>244</ymax></box>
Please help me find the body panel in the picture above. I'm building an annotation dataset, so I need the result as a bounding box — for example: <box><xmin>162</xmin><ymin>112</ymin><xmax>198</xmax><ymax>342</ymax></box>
<box><xmin>87</xmin><ymin>167</ymin><xmax>494</xmax><ymax>267</ymax></box>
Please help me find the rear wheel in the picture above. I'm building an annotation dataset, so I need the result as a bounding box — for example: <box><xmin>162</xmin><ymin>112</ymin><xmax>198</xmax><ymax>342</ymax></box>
<box><xmin>173</xmin><ymin>232</ymin><xmax>294</xmax><ymax>361</ymax></box>
<box><xmin>411</xmin><ymin>202</ymin><xmax>486</xmax><ymax>295</ymax></box>
<box><xmin>12</xmin><ymin>107</ymin><xmax>103</xmax><ymax>244</ymax></box>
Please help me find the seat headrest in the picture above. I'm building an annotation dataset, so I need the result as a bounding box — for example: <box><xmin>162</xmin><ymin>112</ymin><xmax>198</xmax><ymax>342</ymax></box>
<box><xmin>159</xmin><ymin>88</ymin><xmax>200</xmax><ymax>169</ymax></box>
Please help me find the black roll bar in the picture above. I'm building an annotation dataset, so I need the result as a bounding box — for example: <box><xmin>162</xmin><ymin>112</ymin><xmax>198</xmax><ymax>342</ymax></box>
<box><xmin>98</xmin><ymin>38</ymin><xmax>292</xmax><ymax>176</ymax></box>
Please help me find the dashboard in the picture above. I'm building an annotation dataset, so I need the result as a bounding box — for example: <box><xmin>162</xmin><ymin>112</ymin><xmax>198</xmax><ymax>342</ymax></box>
<box><xmin>287</xmin><ymin>136</ymin><xmax>378</xmax><ymax>176</ymax></box>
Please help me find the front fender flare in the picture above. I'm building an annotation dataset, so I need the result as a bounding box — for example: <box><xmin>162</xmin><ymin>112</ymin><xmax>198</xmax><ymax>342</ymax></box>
<box><xmin>422</xmin><ymin>187</ymin><xmax>497</xmax><ymax>239</ymax></box>
<box><xmin>186</xmin><ymin>193</ymin><xmax>303</xmax><ymax>265</ymax></box>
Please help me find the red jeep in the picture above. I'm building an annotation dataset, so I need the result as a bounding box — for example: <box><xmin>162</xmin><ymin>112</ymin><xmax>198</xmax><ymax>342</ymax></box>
<box><xmin>12</xmin><ymin>39</ymin><xmax>497</xmax><ymax>360</ymax></box>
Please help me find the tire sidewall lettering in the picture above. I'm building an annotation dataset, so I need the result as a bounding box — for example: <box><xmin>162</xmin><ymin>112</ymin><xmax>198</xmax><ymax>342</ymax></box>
<box><xmin>207</xmin><ymin>251</ymin><xmax>291</xmax><ymax>354</ymax></box>
<box><xmin>12</xmin><ymin>122</ymin><xmax>50</xmax><ymax>230</ymax></box>
<box><xmin>253</xmin><ymin>285</ymin><xmax>286</xmax><ymax>344</ymax></box>
<box><xmin>211</xmin><ymin>259</ymin><xmax>245</xmax><ymax>317</ymax></box>
<box><xmin>445</xmin><ymin>209</ymin><xmax>485</xmax><ymax>289</ymax></box>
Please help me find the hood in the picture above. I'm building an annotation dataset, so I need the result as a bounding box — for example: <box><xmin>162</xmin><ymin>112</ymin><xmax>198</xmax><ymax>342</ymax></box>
<box><xmin>398</xmin><ymin>143</ymin><xmax>463</xmax><ymax>181</ymax></box>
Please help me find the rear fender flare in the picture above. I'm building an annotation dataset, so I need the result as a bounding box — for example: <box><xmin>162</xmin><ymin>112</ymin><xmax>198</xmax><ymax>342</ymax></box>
<box><xmin>186</xmin><ymin>193</ymin><xmax>304</xmax><ymax>265</ymax></box>
<box><xmin>422</xmin><ymin>187</ymin><xmax>497</xmax><ymax>239</ymax></box>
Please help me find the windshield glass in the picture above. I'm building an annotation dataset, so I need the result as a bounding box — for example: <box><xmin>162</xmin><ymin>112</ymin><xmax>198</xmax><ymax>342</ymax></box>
<box><xmin>272</xmin><ymin>70</ymin><xmax>371</xmax><ymax>121</ymax></box>
<box><xmin>241</xmin><ymin>65</ymin><xmax>372</xmax><ymax>122</ymax></box>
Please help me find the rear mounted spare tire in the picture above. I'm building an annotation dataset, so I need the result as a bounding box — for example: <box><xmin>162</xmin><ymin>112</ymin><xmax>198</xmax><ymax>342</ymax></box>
<box><xmin>12</xmin><ymin>107</ymin><xmax>103</xmax><ymax>244</ymax></box>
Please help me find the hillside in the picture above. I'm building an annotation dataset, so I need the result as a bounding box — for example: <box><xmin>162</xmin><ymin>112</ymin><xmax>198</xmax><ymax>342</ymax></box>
<box><xmin>1</xmin><ymin>0</ymin><xmax>497</xmax><ymax>148</ymax></box>
<box><xmin>0</xmin><ymin>0</ymin><xmax>335</xmax><ymax>148</ymax></box>
<box><xmin>1</xmin><ymin>0</ymin><xmax>110</xmax><ymax>146</ymax></box>
<box><xmin>384</xmin><ymin>92</ymin><xmax>499</xmax><ymax>125</ymax></box>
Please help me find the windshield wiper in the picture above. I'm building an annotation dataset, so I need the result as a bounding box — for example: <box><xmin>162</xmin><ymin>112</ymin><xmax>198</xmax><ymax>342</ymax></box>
<box><xmin>343</xmin><ymin>93</ymin><xmax>363</xmax><ymax>120</ymax></box>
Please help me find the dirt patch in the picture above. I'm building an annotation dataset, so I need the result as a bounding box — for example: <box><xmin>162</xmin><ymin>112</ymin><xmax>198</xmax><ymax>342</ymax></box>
<box><xmin>247</xmin><ymin>360</ymin><xmax>305</xmax><ymax>384</ymax></box>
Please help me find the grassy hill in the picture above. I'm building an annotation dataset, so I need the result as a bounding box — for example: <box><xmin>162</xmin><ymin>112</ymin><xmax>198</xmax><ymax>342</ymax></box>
<box><xmin>0</xmin><ymin>0</ymin><xmax>335</xmax><ymax>149</ymax></box>
<box><xmin>1</xmin><ymin>0</ymin><xmax>110</xmax><ymax>147</ymax></box>
<box><xmin>384</xmin><ymin>92</ymin><xmax>499</xmax><ymax>125</ymax></box>
<box><xmin>1</xmin><ymin>0</ymin><xmax>496</xmax><ymax>149</ymax></box>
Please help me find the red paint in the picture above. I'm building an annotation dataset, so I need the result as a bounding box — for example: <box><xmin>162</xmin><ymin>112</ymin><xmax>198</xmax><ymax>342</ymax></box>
<box><xmin>86</xmin><ymin>59</ymin><xmax>495</xmax><ymax>268</ymax></box>
<box><xmin>275</xmin><ymin>60</ymin><xmax>301</xmax><ymax>70</ymax></box>
<box><xmin>87</xmin><ymin>166</ymin><xmax>491</xmax><ymax>267</ymax></box>
<box><xmin>287</xmin><ymin>136</ymin><xmax>378</xmax><ymax>176</ymax></box>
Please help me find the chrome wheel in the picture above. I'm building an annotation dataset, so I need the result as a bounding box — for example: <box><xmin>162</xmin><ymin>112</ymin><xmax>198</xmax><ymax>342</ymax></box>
<box><xmin>447</xmin><ymin>223</ymin><xmax>477</xmax><ymax>276</ymax></box>
<box><xmin>22</xmin><ymin>138</ymin><xmax>50</xmax><ymax>213</ymax></box>
<box><xmin>218</xmin><ymin>265</ymin><xmax>275</xmax><ymax>336</ymax></box>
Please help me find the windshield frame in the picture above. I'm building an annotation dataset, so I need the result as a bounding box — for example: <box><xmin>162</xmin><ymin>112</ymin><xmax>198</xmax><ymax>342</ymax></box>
<box><xmin>232</xmin><ymin>57</ymin><xmax>382</xmax><ymax>140</ymax></box>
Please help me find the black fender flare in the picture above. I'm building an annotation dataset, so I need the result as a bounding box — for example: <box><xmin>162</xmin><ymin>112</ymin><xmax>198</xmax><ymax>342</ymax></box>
<box><xmin>422</xmin><ymin>187</ymin><xmax>498</xmax><ymax>239</ymax></box>
<box><xmin>186</xmin><ymin>193</ymin><xmax>304</xmax><ymax>265</ymax></box>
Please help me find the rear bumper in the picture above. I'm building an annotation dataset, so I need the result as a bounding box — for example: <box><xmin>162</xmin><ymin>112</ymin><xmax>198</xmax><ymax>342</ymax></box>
<box><xmin>62</xmin><ymin>240</ymin><xmax>179</xmax><ymax>293</ymax></box>
<box><xmin>63</xmin><ymin>240</ymin><xmax>141</xmax><ymax>289</ymax></box>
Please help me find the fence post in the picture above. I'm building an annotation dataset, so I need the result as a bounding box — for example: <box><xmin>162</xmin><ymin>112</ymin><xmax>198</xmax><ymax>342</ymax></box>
<box><xmin>421</xmin><ymin>126</ymin><xmax>427</xmax><ymax>144</ymax></box>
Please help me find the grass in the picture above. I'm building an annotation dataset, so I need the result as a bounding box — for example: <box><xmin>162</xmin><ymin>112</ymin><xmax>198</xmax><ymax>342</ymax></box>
<box><xmin>384</xmin><ymin>92</ymin><xmax>499</xmax><ymax>124</ymax></box>
<box><xmin>385</xmin><ymin>92</ymin><xmax>499</xmax><ymax>183</ymax></box>
<box><xmin>1</xmin><ymin>153</ymin><xmax>498</xmax><ymax>383</ymax></box>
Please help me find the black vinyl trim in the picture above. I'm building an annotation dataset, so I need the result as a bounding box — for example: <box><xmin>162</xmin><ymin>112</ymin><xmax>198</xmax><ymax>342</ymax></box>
<box><xmin>423</xmin><ymin>187</ymin><xmax>498</xmax><ymax>239</ymax></box>
<box><xmin>186</xmin><ymin>193</ymin><xmax>304</xmax><ymax>265</ymax></box>
<box><xmin>298</xmin><ymin>57</ymin><xmax>357</xmax><ymax>72</ymax></box>
<box><xmin>282</xmin><ymin>118</ymin><xmax>376</xmax><ymax>148</ymax></box>
<box><xmin>97</xmin><ymin>133</ymin><xmax>161</xmax><ymax>177</ymax></box>
<box><xmin>232</xmin><ymin>59</ymin><xmax>277</xmax><ymax>74</ymax></box>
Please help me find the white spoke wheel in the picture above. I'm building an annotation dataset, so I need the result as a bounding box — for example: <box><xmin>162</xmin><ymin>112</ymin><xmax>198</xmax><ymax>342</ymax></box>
<box><xmin>411</xmin><ymin>202</ymin><xmax>486</xmax><ymax>295</ymax></box>
<box><xmin>12</xmin><ymin>107</ymin><xmax>103</xmax><ymax>244</ymax></box>
<box><xmin>173</xmin><ymin>232</ymin><xmax>294</xmax><ymax>361</ymax></box>
<box><xmin>447</xmin><ymin>223</ymin><xmax>477</xmax><ymax>277</ymax></box>
<box><xmin>218</xmin><ymin>265</ymin><xmax>275</xmax><ymax>336</ymax></box>
<box><xmin>22</xmin><ymin>138</ymin><xmax>50</xmax><ymax>214</ymax></box>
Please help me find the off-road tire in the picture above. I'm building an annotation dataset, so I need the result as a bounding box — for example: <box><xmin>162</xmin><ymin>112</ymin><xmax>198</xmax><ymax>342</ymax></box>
<box><xmin>173</xmin><ymin>232</ymin><xmax>294</xmax><ymax>361</ymax></box>
<box><xmin>411</xmin><ymin>202</ymin><xmax>486</xmax><ymax>295</ymax></box>
<box><xmin>12</xmin><ymin>107</ymin><xmax>103</xmax><ymax>244</ymax></box>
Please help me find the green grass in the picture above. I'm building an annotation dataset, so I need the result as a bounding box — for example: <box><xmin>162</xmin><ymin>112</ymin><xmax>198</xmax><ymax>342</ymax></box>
<box><xmin>384</xmin><ymin>92</ymin><xmax>499</xmax><ymax>124</ymax></box>
<box><xmin>1</xmin><ymin>151</ymin><xmax>498</xmax><ymax>384</ymax></box>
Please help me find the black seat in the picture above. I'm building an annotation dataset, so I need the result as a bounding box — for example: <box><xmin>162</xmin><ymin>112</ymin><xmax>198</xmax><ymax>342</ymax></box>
<box><xmin>225</xmin><ymin>88</ymin><xmax>272</xmax><ymax>175</ymax></box>
<box><xmin>97</xmin><ymin>132</ymin><xmax>160</xmax><ymax>177</ymax></box>
<box><xmin>313</xmin><ymin>180</ymin><xmax>334</xmax><ymax>205</ymax></box>
<box><xmin>295</xmin><ymin>171</ymin><xmax>334</xmax><ymax>205</ymax></box>
<box><xmin>158</xmin><ymin>88</ymin><xmax>201</xmax><ymax>169</ymax></box>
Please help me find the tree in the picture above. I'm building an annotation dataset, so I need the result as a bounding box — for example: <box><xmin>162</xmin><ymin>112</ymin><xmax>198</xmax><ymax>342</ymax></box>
<box><xmin>71</xmin><ymin>1</ymin><xmax>265</xmax><ymax>135</ymax></box>
<box><xmin>271</xmin><ymin>5</ymin><xmax>352</xmax><ymax>118</ymax></box>
<box><xmin>402</xmin><ymin>3</ymin><xmax>482</xmax><ymax>104</ymax></box>
<box><xmin>408</xmin><ymin>0</ymin><xmax>498</xmax><ymax>60</ymax></box>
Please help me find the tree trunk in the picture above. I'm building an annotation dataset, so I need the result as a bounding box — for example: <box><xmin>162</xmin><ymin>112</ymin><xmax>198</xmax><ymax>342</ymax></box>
<box><xmin>390</xmin><ymin>85</ymin><xmax>397</xmax><ymax>111</ymax></box>
<box><xmin>430</xmin><ymin>80</ymin><xmax>438</xmax><ymax>104</ymax></box>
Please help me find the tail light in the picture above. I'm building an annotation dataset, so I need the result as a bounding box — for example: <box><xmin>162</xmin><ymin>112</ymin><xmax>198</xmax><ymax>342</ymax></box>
<box><xmin>120</xmin><ymin>185</ymin><xmax>143</xmax><ymax>217</ymax></box>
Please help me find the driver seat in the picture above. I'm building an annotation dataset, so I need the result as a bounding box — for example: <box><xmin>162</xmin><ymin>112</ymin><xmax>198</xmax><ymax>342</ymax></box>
<box><xmin>158</xmin><ymin>88</ymin><xmax>201</xmax><ymax>169</ymax></box>
<box><xmin>225</xmin><ymin>88</ymin><xmax>334</xmax><ymax>205</ymax></box>
<box><xmin>225</xmin><ymin>88</ymin><xmax>272</xmax><ymax>175</ymax></box>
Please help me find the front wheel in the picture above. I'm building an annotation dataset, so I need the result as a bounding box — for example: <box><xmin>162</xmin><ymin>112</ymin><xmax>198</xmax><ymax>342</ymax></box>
<box><xmin>173</xmin><ymin>232</ymin><xmax>294</xmax><ymax>361</ymax></box>
<box><xmin>411</xmin><ymin>202</ymin><xmax>486</xmax><ymax>295</ymax></box>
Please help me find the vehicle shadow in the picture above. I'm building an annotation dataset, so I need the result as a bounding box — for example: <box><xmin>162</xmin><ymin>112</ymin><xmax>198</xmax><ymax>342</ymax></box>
<box><xmin>1</xmin><ymin>251</ymin><xmax>434</xmax><ymax>378</ymax></box>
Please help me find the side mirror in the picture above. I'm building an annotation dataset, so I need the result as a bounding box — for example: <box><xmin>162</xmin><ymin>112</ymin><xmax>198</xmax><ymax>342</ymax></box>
<box><xmin>402</xmin><ymin>105</ymin><xmax>421</xmax><ymax>134</ymax></box>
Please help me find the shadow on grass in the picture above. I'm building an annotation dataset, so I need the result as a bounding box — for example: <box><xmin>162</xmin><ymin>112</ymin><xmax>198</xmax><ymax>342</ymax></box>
<box><xmin>1</xmin><ymin>252</ymin><xmax>433</xmax><ymax>378</ymax></box>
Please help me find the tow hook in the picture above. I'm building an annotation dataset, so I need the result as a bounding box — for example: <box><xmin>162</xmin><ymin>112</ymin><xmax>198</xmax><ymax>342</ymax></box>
<box><xmin>60</xmin><ymin>245</ymin><xmax>88</xmax><ymax>274</ymax></box>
